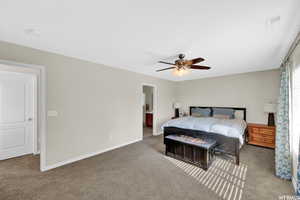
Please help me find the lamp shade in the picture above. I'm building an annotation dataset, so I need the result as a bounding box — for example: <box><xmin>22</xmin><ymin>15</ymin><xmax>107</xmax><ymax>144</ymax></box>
<box><xmin>173</xmin><ymin>102</ymin><xmax>181</xmax><ymax>109</ymax></box>
<box><xmin>264</xmin><ymin>103</ymin><xmax>277</xmax><ymax>113</ymax></box>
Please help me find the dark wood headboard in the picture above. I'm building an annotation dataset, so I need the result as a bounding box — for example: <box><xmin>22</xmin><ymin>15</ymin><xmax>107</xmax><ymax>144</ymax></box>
<box><xmin>189</xmin><ymin>106</ymin><xmax>247</xmax><ymax>121</ymax></box>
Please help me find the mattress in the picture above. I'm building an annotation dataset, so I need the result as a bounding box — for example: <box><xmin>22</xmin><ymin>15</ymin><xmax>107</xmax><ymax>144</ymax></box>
<box><xmin>161</xmin><ymin>117</ymin><xmax>247</xmax><ymax>145</ymax></box>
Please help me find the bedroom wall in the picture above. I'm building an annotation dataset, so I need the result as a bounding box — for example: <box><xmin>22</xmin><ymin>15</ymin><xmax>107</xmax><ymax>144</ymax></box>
<box><xmin>175</xmin><ymin>69</ymin><xmax>280</xmax><ymax>124</ymax></box>
<box><xmin>0</xmin><ymin>41</ymin><xmax>175</xmax><ymax>168</ymax></box>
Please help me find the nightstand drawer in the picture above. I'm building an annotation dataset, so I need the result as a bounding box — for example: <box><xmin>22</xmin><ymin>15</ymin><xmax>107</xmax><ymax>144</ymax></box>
<box><xmin>250</xmin><ymin>127</ymin><xmax>260</xmax><ymax>134</ymax></box>
<box><xmin>251</xmin><ymin>134</ymin><xmax>274</xmax><ymax>144</ymax></box>
<box><xmin>260</xmin><ymin>128</ymin><xmax>275</xmax><ymax>136</ymax></box>
<box><xmin>249</xmin><ymin>127</ymin><xmax>275</xmax><ymax>136</ymax></box>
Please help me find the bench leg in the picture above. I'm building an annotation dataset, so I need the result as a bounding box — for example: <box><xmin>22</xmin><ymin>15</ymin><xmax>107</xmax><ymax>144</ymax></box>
<box><xmin>236</xmin><ymin>154</ymin><xmax>240</xmax><ymax>165</ymax></box>
<box><xmin>165</xmin><ymin>144</ymin><xmax>168</xmax><ymax>156</ymax></box>
<box><xmin>235</xmin><ymin>140</ymin><xmax>240</xmax><ymax>166</ymax></box>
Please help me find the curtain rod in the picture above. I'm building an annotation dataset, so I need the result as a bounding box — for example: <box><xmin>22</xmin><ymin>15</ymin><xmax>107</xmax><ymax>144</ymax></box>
<box><xmin>281</xmin><ymin>31</ymin><xmax>300</xmax><ymax>67</ymax></box>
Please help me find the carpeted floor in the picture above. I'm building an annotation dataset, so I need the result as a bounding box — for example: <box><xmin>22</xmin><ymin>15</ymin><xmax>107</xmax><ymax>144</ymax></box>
<box><xmin>164</xmin><ymin>156</ymin><xmax>248</xmax><ymax>200</ymax></box>
<box><xmin>0</xmin><ymin>135</ymin><xmax>294</xmax><ymax>200</ymax></box>
<box><xmin>143</xmin><ymin>126</ymin><xmax>153</xmax><ymax>138</ymax></box>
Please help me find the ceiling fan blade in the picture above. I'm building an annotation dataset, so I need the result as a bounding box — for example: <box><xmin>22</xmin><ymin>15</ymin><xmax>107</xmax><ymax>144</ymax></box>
<box><xmin>156</xmin><ymin>67</ymin><xmax>176</xmax><ymax>72</ymax></box>
<box><xmin>158</xmin><ymin>61</ymin><xmax>176</xmax><ymax>65</ymax></box>
<box><xmin>185</xmin><ymin>57</ymin><xmax>205</xmax><ymax>65</ymax></box>
<box><xmin>191</xmin><ymin>57</ymin><xmax>205</xmax><ymax>64</ymax></box>
<box><xmin>190</xmin><ymin>65</ymin><xmax>211</xmax><ymax>70</ymax></box>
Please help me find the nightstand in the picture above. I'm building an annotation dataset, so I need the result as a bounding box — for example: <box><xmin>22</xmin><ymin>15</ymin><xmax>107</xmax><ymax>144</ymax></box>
<box><xmin>247</xmin><ymin>123</ymin><xmax>276</xmax><ymax>148</ymax></box>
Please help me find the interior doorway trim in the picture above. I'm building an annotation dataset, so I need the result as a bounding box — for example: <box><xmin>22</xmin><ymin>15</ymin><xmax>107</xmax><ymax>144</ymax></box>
<box><xmin>0</xmin><ymin>59</ymin><xmax>47</xmax><ymax>172</ymax></box>
<box><xmin>142</xmin><ymin>83</ymin><xmax>157</xmax><ymax>137</ymax></box>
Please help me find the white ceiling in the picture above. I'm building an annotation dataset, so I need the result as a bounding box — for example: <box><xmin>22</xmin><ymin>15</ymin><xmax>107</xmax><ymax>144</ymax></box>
<box><xmin>0</xmin><ymin>0</ymin><xmax>299</xmax><ymax>81</ymax></box>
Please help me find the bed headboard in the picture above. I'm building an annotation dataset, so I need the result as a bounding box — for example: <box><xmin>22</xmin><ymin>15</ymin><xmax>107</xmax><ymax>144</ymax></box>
<box><xmin>189</xmin><ymin>106</ymin><xmax>247</xmax><ymax>121</ymax></box>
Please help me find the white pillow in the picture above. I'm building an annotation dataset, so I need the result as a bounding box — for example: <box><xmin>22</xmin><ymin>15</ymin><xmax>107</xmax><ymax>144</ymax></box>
<box><xmin>213</xmin><ymin>114</ymin><xmax>230</xmax><ymax>119</ymax></box>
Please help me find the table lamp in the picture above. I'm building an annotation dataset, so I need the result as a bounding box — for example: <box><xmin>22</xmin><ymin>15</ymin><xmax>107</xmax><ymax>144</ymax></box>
<box><xmin>264</xmin><ymin>103</ymin><xmax>277</xmax><ymax>126</ymax></box>
<box><xmin>173</xmin><ymin>102</ymin><xmax>181</xmax><ymax>118</ymax></box>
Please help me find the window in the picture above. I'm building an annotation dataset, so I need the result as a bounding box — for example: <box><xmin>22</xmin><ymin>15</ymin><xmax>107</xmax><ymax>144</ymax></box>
<box><xmin>291</xmin><ymin>51</ymin><xmax>300</xmax><ymax>181</ymax></box>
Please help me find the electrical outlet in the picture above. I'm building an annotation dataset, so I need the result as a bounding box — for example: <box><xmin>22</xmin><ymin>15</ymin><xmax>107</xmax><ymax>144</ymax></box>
<box><xmin>47</xmin><ymin>110</ymin><xmax>58</xmax><ymax>117</ymax></box>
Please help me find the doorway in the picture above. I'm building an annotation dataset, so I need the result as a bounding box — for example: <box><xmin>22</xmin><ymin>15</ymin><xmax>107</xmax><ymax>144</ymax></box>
<box><xmin>142</xmin><ymin>84</ymin><xmax>156</xmax><ymax>138</ymax></box>
<box><xmin>0</xmin><ymin>71</ymin><xmax>37</xmax><ymax>160</ymax></box>
<box><xmin>0</xmin><ymin>61</ymin><xmax>47</xmax><ymax>172</ymax></box>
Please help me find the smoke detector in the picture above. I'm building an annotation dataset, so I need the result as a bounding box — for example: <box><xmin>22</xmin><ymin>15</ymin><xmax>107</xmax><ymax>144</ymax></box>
<box><xmin>266</xmin><ymin>16</ymin><xmax>281</xmax><ymax>32</ymax></box>
<box><xmin>266</xmin><ymin>16</ymin><xmax>281</xmax><ymax>26</ymax></box>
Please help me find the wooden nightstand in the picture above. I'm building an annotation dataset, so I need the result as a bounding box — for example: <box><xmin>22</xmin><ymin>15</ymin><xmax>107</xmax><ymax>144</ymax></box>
<box><xmin>247</xmin><ymin>123</ymin><xmax>276</xmax><ymax>148</ymax></box>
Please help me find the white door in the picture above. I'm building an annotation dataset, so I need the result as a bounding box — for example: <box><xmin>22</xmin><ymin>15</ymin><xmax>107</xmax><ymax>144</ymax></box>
<box><xmin>0</xmin><ymin>72</ymin><xmax>35</xmax><ymax>160</ymax></box>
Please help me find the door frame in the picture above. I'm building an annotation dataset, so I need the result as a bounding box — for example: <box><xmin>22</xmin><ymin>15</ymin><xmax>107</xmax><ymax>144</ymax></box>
<box><xmin>0</xmin><ymin>60</ymin><xmax>47</xmax><ymax>172</ymax></box>
<box><xmin>142</xmin><ymin>83</ymin><xmax>157</xmax><ymax>137</ymax></box>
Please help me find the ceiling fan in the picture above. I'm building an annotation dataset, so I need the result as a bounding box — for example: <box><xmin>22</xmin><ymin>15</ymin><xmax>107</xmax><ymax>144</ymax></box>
<box><xmin>156</xmin><ymin>54</ymin><xmax>211</xmax><ymax>76</ymax></box>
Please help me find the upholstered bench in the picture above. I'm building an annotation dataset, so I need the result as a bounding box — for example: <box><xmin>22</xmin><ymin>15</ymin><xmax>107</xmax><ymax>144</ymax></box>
<box><xmin>165</xmin><ymin>135</ymin><xmax>217</xmax><ymax>170</ymax></box>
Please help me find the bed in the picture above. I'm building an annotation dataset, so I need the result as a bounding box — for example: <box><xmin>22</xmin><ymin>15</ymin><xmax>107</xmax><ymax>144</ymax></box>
<box><xmin>162</xmin><ymin>106</ymin><xmax>247</xmax><ymax>165</ymax></box>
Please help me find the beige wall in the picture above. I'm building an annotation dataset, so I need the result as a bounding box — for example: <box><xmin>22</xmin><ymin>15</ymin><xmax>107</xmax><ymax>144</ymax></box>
<box><xmin>0</xmin><ymin>41</ymin><xmax>175</xmax><ymax>167</ymax></box>
<box><xmin>175</xmin><ymin>70</ymin><xmax>280</xmax><ymax>124</ymax></box>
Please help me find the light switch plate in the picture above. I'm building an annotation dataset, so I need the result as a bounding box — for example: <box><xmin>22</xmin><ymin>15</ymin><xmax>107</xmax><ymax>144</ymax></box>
<box><xmin>47</xmin><ymin>110</ymin><xmax>58</xmax><ymax>117</ymax></box>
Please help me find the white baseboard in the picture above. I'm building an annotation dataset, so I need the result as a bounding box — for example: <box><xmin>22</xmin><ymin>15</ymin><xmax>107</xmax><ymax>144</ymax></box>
<box><xmin>34</xmin><ymin>150</ymin><xmax>40</xmax><ymax>155</ymax></box>
<box><xmin>292</xmin><ymin>176</ymin><xmax>297</xmax><ymax>192</ymax></box>
<box><xmin>41</xmin><ymin>138</ymin><xmax>142</xmax><ymax>172</ymax></box>
<box><xmin>154</xmin><ymin>131</ymin><xmax>163</xmax><ymax>136</ymax></box>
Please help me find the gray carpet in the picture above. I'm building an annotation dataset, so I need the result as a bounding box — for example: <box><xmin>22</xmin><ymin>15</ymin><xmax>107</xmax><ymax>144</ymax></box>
<box><xmin>164</xmin><ymin>156</ymin><xmax>247</xmax><ymax>200</ymax></box>
<box><xmin>143</xmin><ymin>126</ymin><xmax>153</xmax><ymax>138</ymax></box>
<box><xmin>0</xmin><ymin>135</ymin><xmax>294</xmax><ymax>200</ymax></box>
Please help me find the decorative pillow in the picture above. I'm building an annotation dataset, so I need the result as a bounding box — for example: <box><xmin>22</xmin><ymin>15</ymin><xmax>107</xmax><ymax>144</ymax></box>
<box><xmin>234</xmin><ymin>110</ymin><xmax>244</xmax><ymax>120</ymax></box>
<box><xmin>191</xmin><ymin>108</ymin><xmax>211</xmax><ymax>117</ymax></box>
<box><xmin>212</xmin><ymin>108</ymin><xmax>235</xmax><ymax>119</ymax></box>
<box><xmin>213</xmin><ymin>114</ymin><xmax>230</xmax><ymax>119</ymax></box>
<box><xmin>191</xmin><ymin>112</ymin><xmax>202</xmax><ymax>117</ymax></box>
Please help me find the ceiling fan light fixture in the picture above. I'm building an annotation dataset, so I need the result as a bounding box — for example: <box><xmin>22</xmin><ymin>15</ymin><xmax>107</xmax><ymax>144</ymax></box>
<box><xmin>172</xmin><ymin>67</ymin><xmax>189</xmax><ymax>76</ymax></box>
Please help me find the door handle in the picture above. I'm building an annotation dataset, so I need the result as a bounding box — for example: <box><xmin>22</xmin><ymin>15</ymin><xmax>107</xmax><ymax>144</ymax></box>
<box><xmin>28</xmin><ymin>118</ymin><xmax>33</xmax><ymax>122</ymax></box>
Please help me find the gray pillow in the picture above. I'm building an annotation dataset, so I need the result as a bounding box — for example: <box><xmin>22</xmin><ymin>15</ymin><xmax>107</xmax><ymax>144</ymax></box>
<box><xmin>191</xmin><ymin>108</ymin><xmax>211</xmax><ymax>117</ymax></box>
<box><xmin>212</xmin><ymin>108</ymin><xmax>235</xmax><ymax>119</ymax></box>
